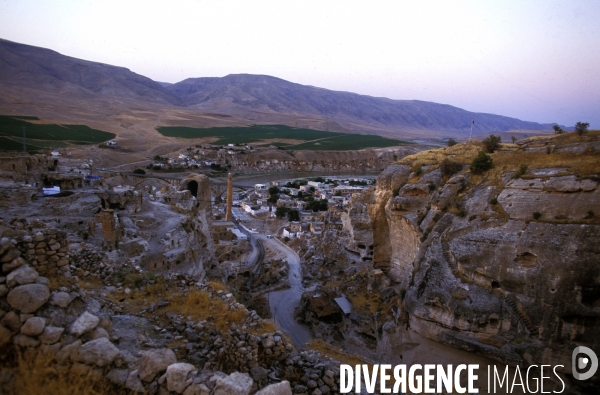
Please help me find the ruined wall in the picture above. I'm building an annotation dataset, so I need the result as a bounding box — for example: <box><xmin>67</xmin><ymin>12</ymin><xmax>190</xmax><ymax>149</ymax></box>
<box><xmin>367</xmin><ymin>138</ymin><xmax>600</xmax><ymax>384</ymax></box>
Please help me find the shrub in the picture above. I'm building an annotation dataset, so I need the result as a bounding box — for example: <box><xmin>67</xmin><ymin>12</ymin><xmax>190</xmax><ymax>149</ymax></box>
<box><xmin>457</xmin><ymin>208</ymin><xmax>466</xmax><ymax>217</ymax></box>
<box><xmin>490</xmin><ymin>197</ymin><xmax>498</xmax><ymax>205</ymax></box>
<box><xmin>513</xmin><ymin>164</ymin><xmax>528</xmax><ymax>179</ymax></box>
<box><xmin>483</xmin><ymin>134</ymin><xmax>501</xmax><ymax>153</ymax></box>
<box><xmin>440</xmin><ymin>159</ymin><xmax>462</xmax><ymax>177</ymax></box>
<box><xmin>470</xmin><ymin>151</ymin><xmax>493</xmax><ymax>174</ymax></box>
<box><xmin>133</xmin><ymin>168</ymin><xmax>146</xmax><ymax>175</ymax></box>
<box><xmin>586</xmin><ymin>210</ymin><xmax>595</xmax><ymax>219</ymax></box>
<box><xmin>428</xmin><ymin>183</ymin><xmax>436</xmax><ymax>191</ymax></box>
<box><xmin>412</xmin><ymin>165</ymin><xmax>423</xmax><ymax>176</ymax></box>
<box><xmin>533</xmin><ymin>212</ymin><xmax>542</xmax><ymax>220</ymax></box>
<box><xmin>447</xmin><ymin>138</ymin><xmax>457</xmax><ymax>147</ymax></box>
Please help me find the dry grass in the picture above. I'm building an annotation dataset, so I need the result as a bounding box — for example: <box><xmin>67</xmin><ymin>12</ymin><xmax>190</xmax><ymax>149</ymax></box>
<box><xmin>525</xmin><ymin>130</ymin><xmax>600</xmax><ymax>145</ymax></box>
<box><xmin>347</xmin><ymin>290</ymin><xmax>384</xmax><ymax>314</ymax></box>
<box><xmin>307</xmin><ymin>339</ymin><xmax>369</xmax><ymax>367</ymax></box>
<box><xmin>398</xmin><ymin>142</ymin><xmax>482</xmax><ymax>167</ymax></box>
<box><xmin>168</xmin><ymin>289</ymin><xmax>247</xmax><ymax>331</ymax></box>
<box><xmin>1</xmin><ymin>348</ymin><xmax>113</xmax><ymax>395</ymax></box>
<box><xmin>250</xmin><ymin>320</ymin><xmax>278</xmax><ymax>335</ymax></box>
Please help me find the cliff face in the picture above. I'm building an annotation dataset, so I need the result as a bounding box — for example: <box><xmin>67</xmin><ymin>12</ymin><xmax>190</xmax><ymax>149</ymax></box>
<box><xmin>368</xmin><ymin>134</ymin><xmax>600</xmax><ymax>377</ymax></box>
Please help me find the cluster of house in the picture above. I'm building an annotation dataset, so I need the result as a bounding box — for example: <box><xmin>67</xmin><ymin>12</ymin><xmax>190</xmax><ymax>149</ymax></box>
<box><xmin>231</xmin><ymin>178</ymin><xmax>373</xmax><ymax>239</ymax></box>
<box><xmin>151</xmin><ymin>144</ymin><xmax>255</xmax><ymax>170</ymax></box>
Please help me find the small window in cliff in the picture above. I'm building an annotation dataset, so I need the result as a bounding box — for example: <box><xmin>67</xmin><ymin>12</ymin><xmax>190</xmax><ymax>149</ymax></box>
<box><xmin>491</xmin><ymin>281</ymin><xmax>500</xmax><ymax>289</ymax></box>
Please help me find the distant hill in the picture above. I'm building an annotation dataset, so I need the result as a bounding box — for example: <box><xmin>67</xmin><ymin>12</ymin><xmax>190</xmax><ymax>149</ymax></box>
<box><xmin>0</xmin><ymin>39</ymin><xmax>558</xmax><ymax>139</ymax></box>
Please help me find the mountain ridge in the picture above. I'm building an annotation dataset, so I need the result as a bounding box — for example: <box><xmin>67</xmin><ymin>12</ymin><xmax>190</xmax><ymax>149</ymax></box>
<box><xmin>0</xmin><ymin>39</ymin><xmax>557</xmax><ymax>139</ymax></box>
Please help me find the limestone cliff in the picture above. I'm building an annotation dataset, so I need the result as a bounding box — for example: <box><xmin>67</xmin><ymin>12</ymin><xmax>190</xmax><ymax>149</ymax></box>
<box><xmin>368</xmin><ymin>133</ymin><xmax>600</xmax><ymax>383</ymax></box>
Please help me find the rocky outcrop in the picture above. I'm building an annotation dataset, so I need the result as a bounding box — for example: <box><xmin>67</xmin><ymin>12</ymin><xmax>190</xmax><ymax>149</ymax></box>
<box><xmin>366</xmin><ymin>137</ymin><xmax>600</xmax><ymax>388</ymax></box>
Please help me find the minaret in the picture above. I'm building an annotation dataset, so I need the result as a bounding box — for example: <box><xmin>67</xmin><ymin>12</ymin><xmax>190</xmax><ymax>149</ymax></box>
<box><xmin>225</xmin><ymin>173</ymin><xmax>233</xmax><ymax>221</ymax></box>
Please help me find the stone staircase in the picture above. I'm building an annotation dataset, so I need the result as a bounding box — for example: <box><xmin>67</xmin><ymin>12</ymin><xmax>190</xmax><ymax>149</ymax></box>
<box><xmin>503</xmin><ymin>297</ymin><xmax>538</xmax><ymax>335</ymax></box>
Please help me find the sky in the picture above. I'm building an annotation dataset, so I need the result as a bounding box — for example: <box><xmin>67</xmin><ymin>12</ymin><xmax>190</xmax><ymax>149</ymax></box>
<box><xmin>1</xmin><ymin>0</ymin><xmax>599</xmax><ymax>128</ymax></box>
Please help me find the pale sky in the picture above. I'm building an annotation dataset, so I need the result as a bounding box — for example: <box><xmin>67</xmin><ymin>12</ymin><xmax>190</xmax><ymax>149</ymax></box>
<box><xmin>1</xmin><ymin>0</ymin><xmax>599</xmax><ymax>128</ymax></box>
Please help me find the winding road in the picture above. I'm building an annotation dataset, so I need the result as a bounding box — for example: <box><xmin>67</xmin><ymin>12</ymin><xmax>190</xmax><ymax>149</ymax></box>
<box><xmin>231</xmin><ymin>207</ymin><xmax>312</xmax><ymax>347</ymax></box>
<box><xmin>260</xmin><ymin>234</ymin><xmax>313</xmax><ymax>348</ymax></box>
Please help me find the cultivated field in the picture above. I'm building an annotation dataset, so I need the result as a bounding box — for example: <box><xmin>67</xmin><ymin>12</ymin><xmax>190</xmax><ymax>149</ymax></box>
<box><xmin>156</xmin><ymin>124</ymin><xmax>411</xmax><ymax>150</ymax></box>
<box><xmin>0</xmin><ymin>115</ymin><xmax>115</xmax><ymax>152</ymax></box>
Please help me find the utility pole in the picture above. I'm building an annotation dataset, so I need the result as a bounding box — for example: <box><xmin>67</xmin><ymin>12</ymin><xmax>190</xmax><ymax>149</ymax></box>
<box><xmin>22</xmin><ymin>126</ymin><xmax>26</xmax><ymax>152</ymax></box>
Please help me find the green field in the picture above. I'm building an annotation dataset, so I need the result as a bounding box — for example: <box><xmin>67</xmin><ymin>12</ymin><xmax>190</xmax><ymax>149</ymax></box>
<box><xmin>156</xmin><ymin>124</ymin><xmax>411</xmax><ymax>150</ymax></box>
<box><xmin>0</xmin><ymin>115</ymin><xmax>115</xmax><ymax>153</ymax></box>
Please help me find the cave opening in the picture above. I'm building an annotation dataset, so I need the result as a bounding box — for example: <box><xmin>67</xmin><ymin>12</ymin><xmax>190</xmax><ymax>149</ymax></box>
<box><xmin>186</xmin><ymin>180</ymin><xmax>198</xmax><ymax>198</ymax></box>
<box><xmin>491</xmin><ymin>281</ymin><xmax>500</xmax><ymax>289</ymax></box>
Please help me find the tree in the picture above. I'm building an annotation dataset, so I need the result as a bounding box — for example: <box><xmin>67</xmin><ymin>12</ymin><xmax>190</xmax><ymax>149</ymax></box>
<box><xmin>553</xmin><ymin>125</ymin><xmax>564</xmax><ymax>134</ymax></box>
<box><xmin>447</xmin><ymin>138</ymin><xmax>457</xmax><ymax>147</ymax></box>
<box><xmin>482</xmin><ymin>135</ymin><xmax>501</xmax><ymax>153</ymax></box>
<box><xmin>471</xmin><ymin>151</ymin><xmax>493</xmax><ymax>174</ymax></box>
<box><xmin>275</xmin><ymin>206</ymin><xmax>288</xmax><ymax>219</ymax></box>
<box><xmin>511</xmin><ymin>136</ymin><xmax>517</xmax><ymax>143</ymax></box>
<box><xmin>575</xmin><ymin>122</ymin><xmax>589</xmax><ymax>136</ymax></box>
<box><xmin>287</xmin><ymin>209</ymin><xmax>300</xmax><ymax>222</ymax></box>
<box><xmin>133</xmin><ymin>168</ymin><xmax>146</xmax><ymax>175</ymax></box>
<box><xmin>268</xmin><ymin>186</ymin><xmax>280</xmax><ymax>196</ymax></box>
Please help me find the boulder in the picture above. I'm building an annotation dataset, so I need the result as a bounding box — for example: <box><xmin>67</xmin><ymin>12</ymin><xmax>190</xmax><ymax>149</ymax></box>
<box><xmin>2</xmin><ymin>257</ymin><xmax>26</xmax><ymax>272</ymax></box>
<box><xmin>40</xmin><ymin>326</ymin><xmax>64</xmax><ymax>344</ymax></box>
<box><xmin>20</xmin><ymin>316</ymin><xmax>46</xmax><ymax>336</ymax></box>
<box><xmin>139</xmin><ymin>348</ymin><xmax>177</xmax><ymax>382</ymax></box>
<box><xmin>13</xmin><ymin>333</ymin><xmax>39</xmax><ymax>347</ymax></box>
<box><xmin>90</xmin><ymin>327</ymin><xmax>109</xmax><ymax>340</ymax></box>
<box><xmin>7</xmin><ymin>284</ymin><xmax>49</xmax><ymax>313</ymax></box>
<box><xmin>56</xmin><ymin>340</ymin><xmax>82</xmax><ymax>364</ymax></box>
<box><xmin>255</xmin><ymin>381</ymin><xmax>293</xmax><ymax>395</ymax></box>
<box><xmin>50</xmin><ymin>291</ymin><xmax>72</xmax><ymax>308</ymax></box>
<box><xmin>166</xmin><ymin>362</ymin><xmax>196</xmax><ymax>393</ymax></box>
<box><xmin>0</xmin><ymin>324</ymin><xmax>12</xmax><ymax>346</ymax></box>
<box><xmin>0</xmin><ymin>284</ymin><xmax>8</xmax><ymax>297</ymax></box>
<box><xmin>126</xmin><ymin>370</ymin><xmax>145</xmax><ymax>393</ymax></box>
<box><xmin>70</xmin><ymin>311</ymin><xmax>100</xmax><ymax>337</ymax></box>
<box><xmin>213</xmin><ymin>372</ymin><xmax>253</xmax><ymax>395</ymax></box>
<box><xmin>106</xmin><ymin>369</ymin><xmax>129</xmax><ymax>387</ymax></box>
<box><xmin>71</xmin><ymin>337</ymin><xmax>120</xmax><ymax>367</ymax></box>
<box><xmin>183</xmin><ymin>383</ymin><xmax>210</xmax><ymax>395</ymax></box>
<box><xmin>1</xmin><ymin>311</ymin><xmax>21</xmax><ymax>333</ymax></box>
<box><xmin>6</xmin><ymin>265</ymin><xmax>39</xmax><ymax>288</ymax></box>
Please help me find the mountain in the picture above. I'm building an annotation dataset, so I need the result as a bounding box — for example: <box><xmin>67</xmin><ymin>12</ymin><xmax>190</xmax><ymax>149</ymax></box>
<box><xmin>0</xmin><ymin>38</ymin><xmax>180</xmax><ymax>106</ymax></box>
<box><xmin>166</xmin><ymin>74</ymin><xmax>555</xmax><ymax>135</ymax></box>
<box><xmin>0</xmin><ymin>39</ymin><xmax>556</xmax><ymax>139</ymax></box>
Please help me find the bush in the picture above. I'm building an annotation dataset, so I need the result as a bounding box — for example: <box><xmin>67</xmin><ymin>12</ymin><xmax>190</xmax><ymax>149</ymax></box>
<box><xmin>428</xmin><ymin>183</ymin><xmax>436</xmax><ymax>191</ymax></box>
<box><xmin>490</xmin><ymin>197</ymin><xmax>498</xmax><ymax>205</ymax></box>
<box><xmin>483</xmin><ymin>134</ymin><xmax>501</xmax><ymax>153</ymax></box>
<box><xmin>440</xmin><ymin>159</ymin><xmax>462</xmax><ymax>177</ymax></box>
<box><xmin>513</xmin><ymin>164</ymin><xmax>528</xmax><ymax>179</ymax></box>
<box><xmin>447</xmin><ymin>138</ymin><xmax>457</xmax><ymax>147</ymax></box>
<box><xmin>133</xmin><ymin>168</ymin><xmax>146</xmax><ymax>175</ymax></box>
<box><xmin>470</xmin><ymin>151</ymin><xmax>493</xmax><ymax>174</ymax></box>
<box><xmin>533</xmin><ymin>212</ymin><xmax>542</xmax><ymax>220</ymax></box>
<box><xmin>412</xmin><ymin>165</ymin><xmax>423</xmax><ymax>176</ymax></box>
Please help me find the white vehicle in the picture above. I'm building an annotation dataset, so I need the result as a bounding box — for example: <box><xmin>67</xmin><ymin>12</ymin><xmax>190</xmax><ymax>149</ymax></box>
<box><xmin>266</xmin><ymin>234</ymin><xmax>273</xmax><ymax>238</ymax></box>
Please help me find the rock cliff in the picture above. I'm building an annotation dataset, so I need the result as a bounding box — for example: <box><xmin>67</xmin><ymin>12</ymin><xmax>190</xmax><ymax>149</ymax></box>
<box><xmin>368</xmin><ymin>133</ymin><xmax>600</xmax><ymax>386</ymax></box>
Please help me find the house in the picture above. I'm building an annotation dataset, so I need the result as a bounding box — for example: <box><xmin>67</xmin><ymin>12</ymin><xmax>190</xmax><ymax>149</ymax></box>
<box><xmin>106</xmin><ymin>141</ymin><xmax>117</xmax><ymax>146</ymax></box>
<box><xmin>254</xmin><ymin>183</ymin><xmax>268</xmax><ymax>191</ymax></box>
<box><xmin>300</xmin><ymin>211</ymin><xmax>313</xmax><ymax>222</ymax></box>
<box><xmin>310</xmin><ymin>222</ymin><xmax>324</xmax><ymax>235</ymax></box>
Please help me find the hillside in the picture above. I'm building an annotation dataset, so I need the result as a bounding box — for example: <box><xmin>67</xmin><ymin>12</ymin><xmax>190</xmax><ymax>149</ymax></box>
<box><xmin>168</xmin><ymin>74</ymin><xmax>556</xmax><ymax>136</ymax></box>
<box><xmin>0</xmin><ymin>39</ymin><xmax>558</xmax><ymax>141</ymax></box>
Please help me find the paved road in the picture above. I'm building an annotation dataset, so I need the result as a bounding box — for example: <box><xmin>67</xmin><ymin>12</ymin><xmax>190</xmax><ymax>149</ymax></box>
<box><xmin>259</xmin><ymin>234</ymin><xmax>313</xmax><ymax>348</ymax></box>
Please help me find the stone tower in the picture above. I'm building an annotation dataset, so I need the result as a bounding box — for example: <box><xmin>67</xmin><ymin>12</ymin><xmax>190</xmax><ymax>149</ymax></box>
<box><xmin>225</xmin><ymin>173</ymin><xmax>233</xmax><ymax>221</ymax></box>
